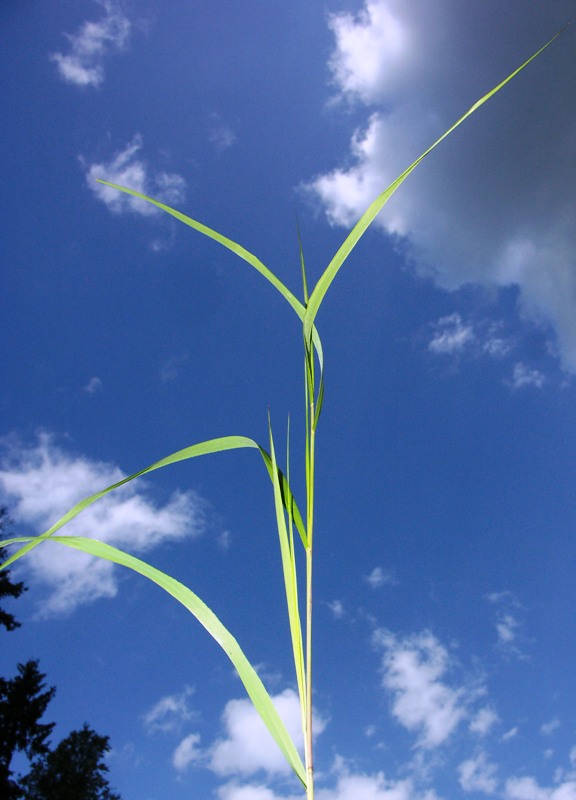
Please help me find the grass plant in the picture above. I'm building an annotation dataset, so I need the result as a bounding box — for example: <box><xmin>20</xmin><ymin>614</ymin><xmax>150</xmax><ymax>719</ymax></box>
<box><xmin>0</xmin><ymin>31</ymin><xmax>565</xmax><ymax>800</ymax></box>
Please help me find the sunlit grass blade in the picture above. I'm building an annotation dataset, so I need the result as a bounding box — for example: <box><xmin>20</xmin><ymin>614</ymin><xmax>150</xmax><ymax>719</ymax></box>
<box><xmin>0</xmin><ymin>534</ymin><xmax>307</xmax><ymax>787</ymax></box>
<box><xmin>297</xmin><ymin>218</ymin><xmax>309</xmax><ymax>306</ymax></box>
<box><xmin>95</xmin><ymin>179</ymin><xmax>325</xmax><ymax>371</ymax></box>
<box><xmin>302</xmin><ymin>28</ymin><xmax>566</xmax><ymax>346</ymax></box>
<box><xmin>268</xmin><ymin>416</ymin><xmax>307</xmax><ymax>726</ymax></box>
<box><xmin>0</xmin><ymin>436</ymin><xmax>308</xmax><ymax>571</ymax></box>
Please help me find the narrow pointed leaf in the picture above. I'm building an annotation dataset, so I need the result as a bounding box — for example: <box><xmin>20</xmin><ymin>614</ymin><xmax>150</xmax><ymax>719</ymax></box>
<box><xmin>95</xmin><ymin>180</ymin><xmax>325</xmax><ymax>369</ymax></box>
<box><xmin>302</xmin><ymin>29</ymin><xmax>565</xmax><ymax>345</ymax></box>
<box><xmin>0</xmin><ymin>435</ymin><xmax>307</xmax><ymax>572</ymax></box>
<box><xmin>268</xmin><ymin>418</ymin><xmax>307</xmax><ymax>722</ymax></box>
<box><xmin>0</xmin><ymin>535</ymin><xmax>307</xmax><ymax>787</ymax></box>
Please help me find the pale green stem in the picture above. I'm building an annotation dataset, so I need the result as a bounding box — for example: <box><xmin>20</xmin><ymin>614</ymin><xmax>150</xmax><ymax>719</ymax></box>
<box><xmin>305</xmin><ymin>411</ymin><xmax>316</xmax><ymax>800</ymax></box>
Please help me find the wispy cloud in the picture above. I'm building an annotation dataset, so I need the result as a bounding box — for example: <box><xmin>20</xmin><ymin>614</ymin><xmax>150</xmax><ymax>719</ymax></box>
<box><xmin>0</xmin><ymin>432</ymin><xmax>205</xmax><ymax>616</ymax></box>
<box><xmin>82</xmin><ymin>376</ymin><xmax>103</xmax><ymax>394</ymax></box>
<box><xmin>160</xmin><ymin>353</ymin><xmax>190</xmax><ymax>384</ymax></box>
<box><xmin>428</xmin><ymin>313</ymin><xmax>476</xmax><ymax>356</ymax></box>
<box><xmin>50</xmin><ymin>0</ymin><xmax>130</xmax><ymax>88</ymax></box>
<box><xmin>509</xmin><ymin>362</ymin><xmax>546</xmax><ymax>390</ymax></box>
<box><xmin>486</xmin><ymin>592</ymin><xmax>529</xmax><ymax>658</ymax></box>
<box><xmin>208</xmin><ymin>114</ymin><xmax>238</xmax><ymax>152</ymax></box>
<box><xmin>327</xmin><ymin>599</ymin><xmax>346</xmax><ymax>620</ymax></box>
<box><xmin>308</xmin><ymin>0</ymin><xmax>576</xmax><ymax>372</ymax></box>
<box><xmin>83</xmin><ymin>135</ymin><xmax>186</xmax><ymax>216</ymax></box>
<box><xmin>143</xmin><ymin>686</ymin><xmax>197</xmax><ymax>734</ymax></box>
<box><xmin>364</xmin><ymin>566</ymin><xmax>398</xmax><ymax>589</ymax></box>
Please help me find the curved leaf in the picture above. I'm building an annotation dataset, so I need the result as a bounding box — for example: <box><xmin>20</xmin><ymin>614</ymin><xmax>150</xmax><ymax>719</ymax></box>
<box><xmin>302</xmin><ymin>28</ymin><xmax>566</xmax><ymax>346</ymax></box>
<box><xmin>0</xmin><ymin>436</ymin><xmax>307</xmax><ymax>573</ymax></box>
<box><xmin>0</xmin><ymin>534</ymin><xmax>307</xmax><ymax>787</ymax></box>
<box><xmin>95</xmin><ymin>180</ymin><xmax>324</xmax><ymax>372</ymax></box>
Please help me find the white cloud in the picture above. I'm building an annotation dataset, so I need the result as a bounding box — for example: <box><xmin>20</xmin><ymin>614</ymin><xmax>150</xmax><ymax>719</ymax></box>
<box><xmin>217</xmin><ymin>771</ymin><xmax>442</xmax><ymax>800</ymax></box>
<box><xmin>505</xmin><ymin>776</ymin><xmax>576</xmax><ymax>800</ymax></box>
<box><xmin>0</xmin><ymin>432</ymin><xmax>205</xmax><ymax>616</ymax></box>
<box><xmin>317</xmin><ymin>769</ymin><xmax>442</xmax><ymax>800</ymax></box>
<box><xmin>50</xmin><ymin>0</ymin><xmax>130</xmax><ymax>88</ymax></box>
<box><xmin>84</xmin><ymin>135</ymin><xmax>186</xmax><ymax>216</ymax></box>
<box><xmin>327</xmin><ymin>599</ymin><xmax>346</xmax><ymax>619</ymax></box>
<box><xmin>143</xmin><ymin>686</ymin><xmax>196</xmax><ymax>734</ymax></box>
<box><xmin>208</xmin><ymin>114</ymin><xmax>238</xmax><ymax>152</ymax></box>
<box><xmin>469</xmin><ymin>707</ymin><xmax>499</xmax><ymax>737</ymax></box>
<box><xmin>310</xmin><ymin>0</ymin><xmax>576</xmax><ymax>372</ymax></box>
<box><xmin>217</xmin><ymin>783</ymin><xmax>300</xmax><ymax>800</ymax></box>
<box><xmin>487</xmin><ymin>592</ymin><xmax>528</xmax><ymax>658</ymax></box>
<box><xmin>172</xmin><ymin>733</ymin><xmax>203</xmax><ymax>772</ymax></box>
<box><xmin>458</xmin><ymin>751</ymin><xmax>498</xmax><ymax>794</ymax></box>
<box><xmin>428</xmin><ymin>314</ymin><xmax>475</xmax><ymax>356</ymax></box>
<box><xmin>375</xmin><ymin>630</ymin><xmax>476</xmax><ymax>749</ymax></box>
<box><xmin>210</xmin><ymin>689</ymin><xmax>325</xmax><ymax>778</ymax></box>
<box><xmin>364</xmin><ymin>566</ymin><xmax>398</xmax><ymax>589</ymax></box>
<box><xmin>509</xmin><ymin>362</ymin><xmax>546</xmax><ymax>390</ymax></box>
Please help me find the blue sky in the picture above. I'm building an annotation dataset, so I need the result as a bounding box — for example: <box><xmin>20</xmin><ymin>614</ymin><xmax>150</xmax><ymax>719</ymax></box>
<box><xmin>1</xmin><ymin>1</ymin><xmax>576</xmax><ymax>798</ymax></box>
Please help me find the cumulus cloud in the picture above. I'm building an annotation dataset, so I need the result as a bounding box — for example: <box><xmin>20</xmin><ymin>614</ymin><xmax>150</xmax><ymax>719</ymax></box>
<box><xmin>505</xmin><ymin>776</ymin><xmax>576</xmax><ymax>800</ymax></box>
<box><xmin>143</xmin><ymin>686</ymin><xmax>196</xmax><ymax>734</ymax></box>
<box><xmin>84</xmin><ymin>135</ymin><xmax>186</xmax><ymax>216</ymax></box>
<box><xmin>308</xmin><ymin>0</ymin><xmax>576</xmax><ymax>371</ymax></box>
<box><xmin>210</xmin><ymin>689</ymin><xmax>325</xmax><ymax>778</ymax></box>
<box><xmin>217</xmin><ymin>783</ymin><xmax>300</xmax><ymax>800</ymax></box>
<box><xmin>317</xmin><ymin>769</ymin><xmax>442</xmax><ymax>800</ymax></box>
<box><xmin>50</xmin><ymin>0</ymin><xmax>130</xmax><ymax>88</ymax></box>
<box><xmin>0</xmin><ymin>432</ymin><xmax>205</xmax><ymax>615</ymax></box>
<box><xmin>217</xmin><ymin>768</ymin><xmax>443</xmax><ymax>800</ymax></box>
<box><xmin>375</xmin><ymin>630</ymin><xmax>480</xmax><ymax>749</ymax></box>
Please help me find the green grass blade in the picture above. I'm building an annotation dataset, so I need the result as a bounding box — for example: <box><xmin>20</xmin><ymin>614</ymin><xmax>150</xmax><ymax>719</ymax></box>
<box><xmin>98</xmin><ymin>180</ymin><xmax>304</xmax><ymax>315</ymax></box>
<box><xmin>268</xmin><ymin>417</ymin><xmax>307</xmax><ymax>722</ymax></box>
<box><xmin>302</xmin><ymin>28</ymin><xmax>566</xmax><ymax>346</ymax></box>
<box><xmin>296</xmin><ymin>218</ymin><xmax>309</xmax><ymax>305</ymax></box>
<box><xmin>0</xmin><ymin>534</ymin><xmax>307</xmax><ymax>787</ymax></box>
<box><xmin>96</xmin><ymin>179</ymin><xmax>325</xmax><ymax>370</ymax></box>
<box><xmin>0</xmin><ymin>436</ymin><xmax>308</xmax><ymax>570</ymax></box>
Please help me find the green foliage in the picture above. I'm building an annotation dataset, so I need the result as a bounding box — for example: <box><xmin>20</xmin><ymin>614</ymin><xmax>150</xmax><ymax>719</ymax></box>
<box><xmin>0</xmin><ymin>508</ymin><xmax>26</xmax><ymax>632</ymax></box>
<box><xmin>0</xmin><ymin>661</ymin><xmax>55</xmax><ymax>800</ymax></box>
<box><xmin>21</xmin><ymin>724</ymin><xmax>120</xmax><ymax>800</ymax></box>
